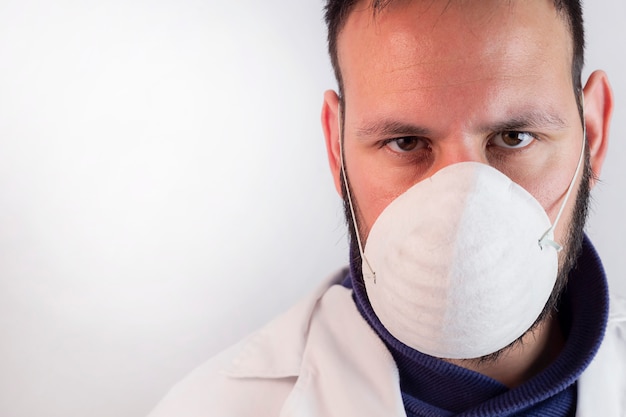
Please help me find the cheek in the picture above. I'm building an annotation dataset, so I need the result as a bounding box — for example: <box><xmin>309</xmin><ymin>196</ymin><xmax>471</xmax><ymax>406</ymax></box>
<box><xmin>346</xmin><ymin>159</ymin><xmax>406</xmax><ymax>241</ymax></box>
<box><xmin>350</xmin><ymin>178</ymin><xmax>396</xmax><ymax>241</ymax></box>
<box><xmin>523</xmin><ymin>176</ymin><xmax>570</xmax><ymax>219</ymax></box>
<box><xmin>522</xmin><ymin>155</ymin><xmax>581</xmax><ymax>222</ymax></box>
<box><xmin>512</xmin><ymin>149</ymin><xmax>584</xmax><ymax>254</ymax></box>
<box><xmin>495</xmin><ymin>131</ymin><xmax>583</xmax><ymax>223</ymax></box>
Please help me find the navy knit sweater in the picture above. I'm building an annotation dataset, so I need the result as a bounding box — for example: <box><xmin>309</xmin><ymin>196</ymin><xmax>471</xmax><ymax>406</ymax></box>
<box><xmin>342</xmin><ymin>235</ymin><xmax>609</xmax><ymax>416</ymax></box>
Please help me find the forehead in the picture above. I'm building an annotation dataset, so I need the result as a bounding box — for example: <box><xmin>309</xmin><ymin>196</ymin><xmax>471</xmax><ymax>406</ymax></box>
<box><xmin>337</xmin><ymin>0</ymin><xmax>573</xmax><ymax>103</ymax></box>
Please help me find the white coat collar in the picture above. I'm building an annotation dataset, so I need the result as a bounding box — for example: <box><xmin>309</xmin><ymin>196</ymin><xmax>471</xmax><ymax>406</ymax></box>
<box><xmin>224</xmin><ymin>268</ymin><xmax>408</xmax><ymax>417</ymax></box>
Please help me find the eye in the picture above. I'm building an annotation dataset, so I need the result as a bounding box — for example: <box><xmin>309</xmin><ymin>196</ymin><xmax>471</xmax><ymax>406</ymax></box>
<box><xmin>384</xmin><ymin>136</ymin><xmax>429</xmax><ymax>153</ymax></box>
<box><xmin>490</xmin><ymin>131</ymin><xmax>536</xmax><ymax>149</ymax></box>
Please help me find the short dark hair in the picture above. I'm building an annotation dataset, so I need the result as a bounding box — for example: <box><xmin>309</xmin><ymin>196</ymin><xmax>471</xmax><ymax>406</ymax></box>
<box><xmin>324</xmin><ymin>0</ymin><xmax>585</xmax><ymax>116</ymax></box>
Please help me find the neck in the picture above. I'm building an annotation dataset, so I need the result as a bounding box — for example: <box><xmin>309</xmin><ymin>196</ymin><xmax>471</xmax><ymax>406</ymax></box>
<box><xmin>446</xmin><ymin>315</ymin><xmax>566</xmax><ymax>388</ymax></box>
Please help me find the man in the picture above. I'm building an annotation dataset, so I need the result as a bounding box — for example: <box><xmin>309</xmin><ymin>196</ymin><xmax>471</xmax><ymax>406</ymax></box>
<box><xmin>149</xmin><ymin>1</ymin><xmax>624</xmax><ymax>415</ymax></box>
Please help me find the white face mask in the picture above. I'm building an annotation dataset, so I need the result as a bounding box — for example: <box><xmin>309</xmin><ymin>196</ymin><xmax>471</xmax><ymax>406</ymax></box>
<box><xmin>338</xmin><ymin>103</ymin><xmax>586</xmax><ymax>359</ymax></box>
<box><xmin>364</xmin><ymin>162</ymin><xmax>562</xmax><ymax>359</ymax></box>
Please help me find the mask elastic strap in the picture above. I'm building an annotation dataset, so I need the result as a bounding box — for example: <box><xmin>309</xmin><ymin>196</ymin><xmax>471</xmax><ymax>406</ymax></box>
<box><xmin>539</xmin><ymin>94</ymin><xmax>587</xmax><ymax>251</ymax></box>
<box><xmin>338</xmin><ymin>104</ymin><xmax>377</xmax><ymax>282</ymax></box>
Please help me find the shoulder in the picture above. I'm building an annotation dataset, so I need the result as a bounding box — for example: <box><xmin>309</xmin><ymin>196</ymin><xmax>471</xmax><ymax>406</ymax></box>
<box><xmin>576</xmin><ymin>293</ymin><xmax>626</xmax><ymax>416</ymax></box>
<box><xmin>147</xmin><ymin>268</ymin><xmax>350</xmax><ymax>417</ymax></box>
<box><xmin>604</xmin><ymin>292</ymin><xmax>626</xmax><ymax>357</ymax></box>
<box><xmin>146</xmin><ymin>342</ymin><xmax>298</xmax><ymax>417</ymax></box>
<box><xmin>608</xmin><ymin>292</ymin><xmax>626</xmax><ymax>323</ymax></box>
<box><xmin>604</xmin><ymin>292</ymin><xmax>626</xmax><ymax>354</ymax></box>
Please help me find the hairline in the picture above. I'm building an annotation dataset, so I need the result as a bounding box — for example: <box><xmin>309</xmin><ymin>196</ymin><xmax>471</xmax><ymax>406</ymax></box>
<box><xmin>327</xmin><ymin>0</ymin><xmax>584</xmax><ymax>120</ymax></box>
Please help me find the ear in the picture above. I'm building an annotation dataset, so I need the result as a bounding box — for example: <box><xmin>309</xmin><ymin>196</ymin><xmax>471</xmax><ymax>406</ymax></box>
<box><xmin>321</xmin><ymin>90</ymin><xmax>343</xmax><ymax>196</ymax></box>
<box><xmin>582</xmin><ymin>70</ymin><xmax>613</xmax><ymax>188</ymax></box>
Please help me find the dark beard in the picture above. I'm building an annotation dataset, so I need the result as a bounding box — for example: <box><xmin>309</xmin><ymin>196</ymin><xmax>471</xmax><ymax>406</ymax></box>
<box><xmin>341</xmin><ymin>152</ymin><xmax>592</xmax><ymax>362</ymax></box>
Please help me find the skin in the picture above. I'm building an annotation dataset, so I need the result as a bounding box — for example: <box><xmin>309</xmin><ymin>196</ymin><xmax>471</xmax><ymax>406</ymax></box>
<box><xmin>321</xmin><ymin>0</ymin><xmax>612</xmax><ymax>386</ymax></box>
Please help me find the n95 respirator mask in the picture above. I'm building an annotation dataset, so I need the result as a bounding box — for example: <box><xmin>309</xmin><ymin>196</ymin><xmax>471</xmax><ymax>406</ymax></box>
<box><xmin>362</xmin><ymin>162</ymin><xmax>560</xmax><ymax>359</ymax></box>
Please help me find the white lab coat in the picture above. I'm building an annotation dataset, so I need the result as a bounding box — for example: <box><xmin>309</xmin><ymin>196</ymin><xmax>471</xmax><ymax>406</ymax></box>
<box><xmin>148</xmin><ymin>269</ymin><xmax>626</xmax><ymax>417</ymax></box>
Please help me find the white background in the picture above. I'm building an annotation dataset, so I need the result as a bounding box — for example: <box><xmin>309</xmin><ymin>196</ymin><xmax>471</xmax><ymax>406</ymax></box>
<box><xmin>0</xmin><ymin>1</ymin><xmax>623</xmax><ymax>416</ymax></box>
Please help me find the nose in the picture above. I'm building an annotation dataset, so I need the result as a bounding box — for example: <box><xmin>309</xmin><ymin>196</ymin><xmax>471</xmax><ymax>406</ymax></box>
<box><xmin>427</xmin><ymin>138</ymin><xmax>488</xmax><ymax>177</ymax></box>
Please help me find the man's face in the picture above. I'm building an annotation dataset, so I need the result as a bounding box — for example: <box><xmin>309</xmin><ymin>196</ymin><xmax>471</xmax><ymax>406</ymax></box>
<box><xmin>333</xmin><ymin>0</ymin><xmax>587</xmax><ymax>260</ymax></box>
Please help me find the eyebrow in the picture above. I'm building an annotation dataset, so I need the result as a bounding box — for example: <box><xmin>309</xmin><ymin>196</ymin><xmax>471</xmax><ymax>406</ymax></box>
<box><xmin>355</xmin><ymin>120</ymin><xmax>431</xmax><ymax>139</ymax></box>
<box><xmin>485</xmin><ymin>110</ymin><xmax>568</xmax><ymax>133</ymax></box>
<box><xmin>354</xmin><ymin>110</ymin><xmax>568</xmax><ymax>139</ymax></box>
